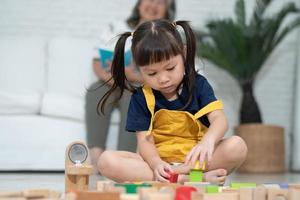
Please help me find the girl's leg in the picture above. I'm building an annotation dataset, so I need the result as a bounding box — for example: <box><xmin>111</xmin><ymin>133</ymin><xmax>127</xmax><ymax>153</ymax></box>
<box><xmin>175</xmin><ymin>136</ymin><xmax>247</xmax><ymax>184</ymax></box>
<box><xmin>98</xmin><ymin>150</ymin><xmax>154</xmax><ymax>182</ymax></box>
<box><xmin>207</xmin><ymin>135</ymin><xmax>248</xmax><ymax>173</ymax></box>
<box><xmin>203</xmin><ymin>135</ymin><xmax>247</xmax><ymax>184</ymax></box>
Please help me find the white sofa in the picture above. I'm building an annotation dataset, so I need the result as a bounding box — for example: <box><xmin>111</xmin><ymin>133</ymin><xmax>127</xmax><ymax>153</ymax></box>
<box><xmin>0</xmin><ymin>35</ymin><xmax>105</xmax><ymax>170</ymax></box>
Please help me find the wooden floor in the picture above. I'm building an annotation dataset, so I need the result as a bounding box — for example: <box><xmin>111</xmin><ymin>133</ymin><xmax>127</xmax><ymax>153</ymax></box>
<box><xmin>1</xmin><ymin>172</ymin><xmax>300</xmax><ymax>192</ymax></box>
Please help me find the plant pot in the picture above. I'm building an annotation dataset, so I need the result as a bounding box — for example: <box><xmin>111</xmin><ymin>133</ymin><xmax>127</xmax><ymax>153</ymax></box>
<box><xmin>235</xmin><ymin>123</ymin><xmax>285</xmax><ymax>173</ymax></box>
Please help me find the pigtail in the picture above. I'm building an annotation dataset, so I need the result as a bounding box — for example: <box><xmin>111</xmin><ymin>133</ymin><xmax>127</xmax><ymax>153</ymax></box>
<box><xmin>175</xmin><ymin>20</ymin><xmax>197</xmax><ymax>110</ymax></box>
<box><xmin>98</xmin><ymin>32</ymin><xmax>132</xmax><ymax>115</ymax></box>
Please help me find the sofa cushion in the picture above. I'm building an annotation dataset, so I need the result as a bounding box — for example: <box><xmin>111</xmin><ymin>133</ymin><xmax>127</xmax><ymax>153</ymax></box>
<box><xmin>41</xmin><ymin>93</ymin><xmax>83</xmax><ymax>121</ymax></box>
<box><xmin>0</xmin><ymin>115</ymin><xmax>85</xmax><ymax>170</ymax></box>
<box><xmin>0</xmin><ymin>36</ymin><xmax>46</xmax><ymax>114</ymax></box>
<box><xmin>41</xmin><ymin>37</ymin><xmax>97</xmax><ymax>121</ymax></box>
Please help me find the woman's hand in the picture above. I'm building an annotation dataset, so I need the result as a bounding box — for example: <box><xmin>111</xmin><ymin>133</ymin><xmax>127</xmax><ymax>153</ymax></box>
<box><xmin>93</xmin><ymin>58</ymin><xmax>114</xmax><ymax>85</ymax></box>
<box><xmin>153</xmin><ymin>161</ymin><xmax>173</xmax><ymax>182</ymax></box>
<box><xmin>185</xmin><ymin>134</ymin><xmax>216</xmax><ymax>169</ymax></box>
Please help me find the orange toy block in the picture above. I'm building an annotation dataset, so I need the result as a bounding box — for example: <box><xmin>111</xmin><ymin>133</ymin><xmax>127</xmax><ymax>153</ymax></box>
<box><xmin>77</xmin><ymin>191</ymin><xmax>120</xmax><ymax>200</ymax></box>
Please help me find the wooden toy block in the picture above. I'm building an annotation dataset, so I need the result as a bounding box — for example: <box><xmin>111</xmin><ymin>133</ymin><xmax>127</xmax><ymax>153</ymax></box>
<box><xmin>96</xmin><ymin>181</ymin><xmax>115</xmax><ymax>192</ymax></box>
<box><xmin>194</xmin><ymin>160</ymin><xmax>206</xmax><ymax>171</ymax></box>
<box><xmin>0</xmin><ymin>198</ymin><xmax>26</xmax><ymax>200</ymax></box>
<box><xmin>267</xmin><ymin>188</ymin><xmax>288</xmax><ymax>200</ymax></box>
<box><xmin>239</xmin><ymin>188</ymin><xmax>254</xmax><ymax>200</ymax></box>
<box><xmin>206</xmin><ymin>185</ymin><xmax>219</xmax><ymax>193</ymax></box>
<box><xmin>184</xmin><ymin>182</ymin><xmax>211</xmax><ymax>186</ymax></box>
<box><xmin>189</xmin><ymin>161</ymin><xmax>205</xmax><ymax>182</ymax></box>
<box><xmin>288</xmin><ymin>188</ymin><xmax>300</xmax><ymax>200</ymax></box>
<box><xmin>192</xmin><ymin>193</ymin><xmax>239</xmax><ymax>200</ymax></box>
<box><xmin>191</xmin><ymin>192</ymin><xmax>203</xmax><ymax>200</ymax></box>
<box><xmin>184</xmin><ymin>182</ymin><xmax>210</xmax><ymax>193</ymax></box>
<box><xmin>158</xmin><ymin>186</ymin><xmax>175</xmax><ymax>196</ymax></box>
<box><xmin>23</xmin><ymin>189</ymin><xmax>51</xmax><ymax>198</ymax></box>
<box><xmin>262</xmin><ymin>184</ymin><xmax>280</xmax><ymax>189</ymax></box>
<box><xmin>289</xmin><ymin>183</ymin><xmax>300</xmax><ymax>189</ymax></box>
<box><xmin>0</xmin><ymin>191</ymin><xmax>23</xmax><ymax>198</ymax></box>
<box><xmin>120</xmin><ymin>193</ymin><xmax>139</xmax><ymax>200</ymax></box>
<box><xmin>65</xmin><ymin>192</ymin><xmax>77</xmax><ymax>200</ymax></box>
<box><xmin>147</xmin><ymin>182</ymin><xmax>179</xmax><ymax>190</ymax></box>
<box><xmin>137</xmin><ymin>187</ymin><xmax>158</xmax><ymax>199</ymax></box>
<box><xmin>77</xmin><ymin>191</ymin><xmax>120</xmax><ymax>200</ymax></box>
<box><xmin>253</xmin><ymin>186</ymin><xmax>267</xmax><ymax>200</ymax></box>
<box><xmin>279</xmin><ymin>183</ymin><xmax>289</xmax><ymax>189</ymax></box>
<box><xmin>65</xmin><ymin>141</ymin><xmax>93</xmax><ymax>193</ymax></box>
<box><xmin>168</xmin><ymin>172</ymin><xmax>179</xmax><ymax>183</ymax></box>
<box><xmin>114</xmin><ymin>183</ymin><xmax>151</xmax><ymax>194</ymax></box>
<box><xmin>189</xmin><ymin>170</ymin><xmax>203</xmax><ymax>182</ymax></box>
<box><xmin>175</xmin><ymin>186</ymin><xmax>197</xmax><ymax>200</ymax></box>
<box><xmin>230</xmin><ymin>182</ymin><xmax>256</xmax><ymax>189</ymax></box>
<box><xmin>144</xmin><ymin>192</ymin><xmax>174</xmax><ymax>200</ymax></box>
<box><xmin>221</xmin><ymin>187</ymin><xmax>239</xmax><ymax>193</ymax></box>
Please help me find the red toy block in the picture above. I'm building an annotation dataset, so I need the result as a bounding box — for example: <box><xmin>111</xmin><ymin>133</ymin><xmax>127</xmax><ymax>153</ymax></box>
<box><xmin>175</xmin><ymin>186</ymin><xmax>197</xmax><ymax>200</ymax></box>
<box><xmin>169</xmin><ymin>172</ymin><xmax>179</xmax><ymax>183</ymax></box>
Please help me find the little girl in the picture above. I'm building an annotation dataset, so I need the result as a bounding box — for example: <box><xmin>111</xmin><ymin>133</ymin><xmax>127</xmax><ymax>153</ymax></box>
<box><xmin>97</xmin><ymin>19</ymin><xmax>247</xmax><ymax>185</ymax></box>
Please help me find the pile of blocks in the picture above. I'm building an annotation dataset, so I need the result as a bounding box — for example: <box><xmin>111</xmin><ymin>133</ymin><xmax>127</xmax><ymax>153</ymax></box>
<box><xmin>64</xmin><ymin>158</ymin><xmax>300</xmax><ymax>200</ymax></box>
<box><xmin>65</xmin><ymin>180</ymin><xmax>300</xmax><ymax>200</ymax></box>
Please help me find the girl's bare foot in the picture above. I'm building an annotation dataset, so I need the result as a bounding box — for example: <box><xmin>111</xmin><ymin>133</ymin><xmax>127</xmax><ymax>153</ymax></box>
<box><xmin>203</xmin><ymin>169</ymin><xmax>227</xmax><ymax>185</ymax></box>
<box><xmin>89</xmin><ymin>147</ymin><xmax>103</xmax><ymax>174</ymax></box>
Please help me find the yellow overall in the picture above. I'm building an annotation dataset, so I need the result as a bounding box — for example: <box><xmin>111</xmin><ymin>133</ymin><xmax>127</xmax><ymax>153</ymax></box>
<box><xmin>142</xmin><ymin>85</ymin><xmax>223</xmax><ymax>163</ymax></box>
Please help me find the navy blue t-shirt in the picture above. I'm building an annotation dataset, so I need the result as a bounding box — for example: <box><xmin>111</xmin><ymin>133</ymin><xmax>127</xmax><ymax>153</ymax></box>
<box><xmin>126</xmin><ymin>74</ymin><xmax>217</xmax><ymax>132</ymax></box>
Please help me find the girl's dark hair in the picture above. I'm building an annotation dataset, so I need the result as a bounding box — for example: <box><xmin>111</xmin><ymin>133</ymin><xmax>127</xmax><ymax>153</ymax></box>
<box><xmin>99</xmin><ymin>19</ymin><xmax>197</xmax><ymax>114</ymax></box>
<box><xmin>126</xmin><ymin>0</ymin><xmax>176</xmax><ymax>29</ymax></box>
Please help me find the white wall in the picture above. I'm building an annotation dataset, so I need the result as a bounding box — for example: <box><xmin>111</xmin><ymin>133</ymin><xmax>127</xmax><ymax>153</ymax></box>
<box><xmin>292</xmin><ymin>29</ymin><xmax>300</xmax><ymax>171</ymax></box>
<box><xmin>0</xmin><ymin>0</ymin><xmax>299</xmax><ymax>169</ymax></box>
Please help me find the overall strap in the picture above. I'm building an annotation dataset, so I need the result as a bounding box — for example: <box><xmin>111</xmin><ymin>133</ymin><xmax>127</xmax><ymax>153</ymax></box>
<box><xmin>142</xmin><ymin>85</ymin><xmax>155</xmax><ymax>132</ymax></box>
<box><xmin>193</xmin><ymin>100</ymin><xmax>224</xmax><ymax>119</ymax></box>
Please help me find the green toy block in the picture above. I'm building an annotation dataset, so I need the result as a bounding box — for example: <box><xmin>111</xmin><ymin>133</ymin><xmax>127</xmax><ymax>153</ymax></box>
<box><xmin>230</xmin><ymin>182</ymin><xmax>257</xmax><ymax>189</ymax></box>
<box><xmin>114</xmin><ymin>183</ymin><xmax>151</xmax><ymax>193</ymax></box>
<box><xmin>189</xmin><ymin>170</ymin><xmax>203</xmax><ymax>182</ymax></box>
<box><xmin>206</xmin><ymin>185</ymin><xmax>219</xmax><ymax>193</ymax></box>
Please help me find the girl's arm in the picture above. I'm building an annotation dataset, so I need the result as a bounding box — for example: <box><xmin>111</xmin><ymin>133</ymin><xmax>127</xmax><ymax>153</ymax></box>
<box><xmin>136</xmin><ymin>131</ymin><xmax>173</xmax><ymax>182</ymax></box>
<box><xmin>186</xmin><ymin>109</ymin><xmax>228</xmax><ymax>167</ymax></box>
<box><xmin>205</xmin><ymin>109</ymin><xmax>228</xmax><ymax>144</ymax></box>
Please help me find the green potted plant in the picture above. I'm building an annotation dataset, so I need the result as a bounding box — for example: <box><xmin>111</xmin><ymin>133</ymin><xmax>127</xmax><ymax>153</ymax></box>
<box><xmin>196</xmin><ymin>0</ymin><xmax>300</xmax><ymax>172</ymax></box>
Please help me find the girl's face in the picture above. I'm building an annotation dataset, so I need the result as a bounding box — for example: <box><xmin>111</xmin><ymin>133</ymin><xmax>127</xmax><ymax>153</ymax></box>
<box><xmin>139</xmin><ymin>55</ymin><xmax>185</xmax><ymax>100</ymax></box>
<box><xmin>138</xmin><ymin>0</ymin><xmax>167</xmax><ymax>22</ymax></box>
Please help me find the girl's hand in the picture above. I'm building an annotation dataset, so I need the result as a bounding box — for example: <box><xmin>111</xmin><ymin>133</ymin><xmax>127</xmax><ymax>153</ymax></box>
<box><xmin>153</xmin><ymin>161</ymin><xmax>173</xmax><ymax>182</ymax></box>
<box><xmin>185</xmin><ymin>134</ymin><xmax>216</xmax><ymax>169</ymax></box>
